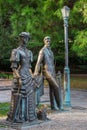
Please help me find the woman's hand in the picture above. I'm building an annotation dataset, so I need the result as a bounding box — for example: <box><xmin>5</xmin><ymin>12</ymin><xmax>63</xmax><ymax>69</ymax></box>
<box><xmin>18</xmin><ymin>78</ymin><xmax>22</xmax><ymax>86</ymax></box>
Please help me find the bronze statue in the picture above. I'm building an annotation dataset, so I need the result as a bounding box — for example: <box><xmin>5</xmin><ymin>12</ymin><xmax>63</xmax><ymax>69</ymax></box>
<box><xmin>7</xmin><ymin>32</ymin><xmax>38</xmax><ymax>123</ymax></box>
<box><xmin>34</xmin><ymin>36</ymin><xmax>61</xmax><ymax>110</ymax></box>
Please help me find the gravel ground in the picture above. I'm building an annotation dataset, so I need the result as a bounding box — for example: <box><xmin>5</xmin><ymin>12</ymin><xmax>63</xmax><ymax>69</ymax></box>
<box><xmin>0</xmin><ymin>109</ymin><xmax>87</xmax><ymax>130</ymax></box>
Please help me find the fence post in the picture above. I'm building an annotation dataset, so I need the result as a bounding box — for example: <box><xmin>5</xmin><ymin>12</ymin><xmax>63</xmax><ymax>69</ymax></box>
<box><xmin>57</xmin><ymin>71</ymin><xmax>63</xmax><ymax>110</ymax></box>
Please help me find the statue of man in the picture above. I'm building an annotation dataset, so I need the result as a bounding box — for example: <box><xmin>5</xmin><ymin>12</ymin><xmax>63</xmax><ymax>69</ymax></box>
<box><xmin>34</xmin><ymin>36</ymin><xmax>61</xmax><ymax>110</ymax></box>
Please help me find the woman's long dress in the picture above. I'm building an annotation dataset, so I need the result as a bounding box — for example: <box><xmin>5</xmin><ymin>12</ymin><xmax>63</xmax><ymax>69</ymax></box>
<box><xmin>7</xmin><ymin>46</ymin><xmax>37</xmax><ymax>122</ymax></box>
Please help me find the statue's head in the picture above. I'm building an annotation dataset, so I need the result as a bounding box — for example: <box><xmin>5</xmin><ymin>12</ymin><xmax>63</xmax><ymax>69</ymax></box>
<box><xmin>19</xmin><ymin>32</ymin><xmax>30</xmax><ymax>44</ymax></box>
<box><xmin>43</xmin><ymin>36</ymin><xmax>51</xmax><ymax>47</ymax></box>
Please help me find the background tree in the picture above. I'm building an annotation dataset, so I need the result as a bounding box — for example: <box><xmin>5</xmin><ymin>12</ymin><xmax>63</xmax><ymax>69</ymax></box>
<box><xmin>0</xmin><ymin>0</ymin><xmax>87</xmax><ymax>73</ymax></box>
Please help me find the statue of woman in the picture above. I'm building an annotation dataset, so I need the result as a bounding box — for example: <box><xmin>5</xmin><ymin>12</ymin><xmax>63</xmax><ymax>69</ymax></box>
<box><xmin>7</xmin><ymin>32</ymin><xmax>38</xmax><ymax>123</ymax></box>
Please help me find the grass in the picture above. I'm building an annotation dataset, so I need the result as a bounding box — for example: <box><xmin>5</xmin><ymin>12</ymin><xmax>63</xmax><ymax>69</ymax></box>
<box><xmin>0</xmin><ymin>73</ymin><xmax>13</xmax><ymax>79</ymax></box>
<box><xmin>70</xmin><ymin>74</ymin><xmax>87</xmax><ymax>90</ymax></box>
<box><xmin>0</xmin><ymin>102</ymin><xmax>10</xmax><ymax>117</ymax></box>
<box><xmin>0</xmin><ymin>73</ymin><xmax>8</xmax><ymax>79</ymax></box>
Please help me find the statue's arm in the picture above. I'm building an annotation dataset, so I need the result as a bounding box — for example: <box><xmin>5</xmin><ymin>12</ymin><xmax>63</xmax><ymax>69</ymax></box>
<box><xmin>28</xmin><ymin>50</ymin><xmax>34</xmax><ymax>76</ymax></box>
<box><xmin>10</xmin><ymin>49</ymin><xmax>22</xmax><ymax>86</ymax></box>
<box><xmin>34</xmin><ymin>50</ymin><xmax>44</xmax><ymax>76</ymax></box>
<box><xmin>12</xmin><ymin>68</ymin><xmax>20</xmax><ymax>78</ymax></box>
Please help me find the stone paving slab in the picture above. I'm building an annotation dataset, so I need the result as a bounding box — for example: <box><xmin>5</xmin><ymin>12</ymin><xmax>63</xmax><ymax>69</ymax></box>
<box><xmin>0</xmin><ymin>90</ymin><xmax>11</xmax><ymax>103</ymax></box>
<box><xmin>0</xmin><ymin>79</ymin><xmax>12</xmax><ymax>87</ymax></box>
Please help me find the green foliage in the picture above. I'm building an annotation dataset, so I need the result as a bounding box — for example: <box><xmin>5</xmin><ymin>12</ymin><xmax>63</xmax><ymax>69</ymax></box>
<box><xmin>0</xmin><ymin>0</ymin><xmax>87</xmax><ymax>70</ymax></box>
<box><xmin>72</xmin><ymin>30</ymin><xmax>87</xmax><ymax>57</ymax></box>
<box><xmin>69</xmin><ymin>0</ymin><xmax>87</xmax><ymax>58</ymax></box>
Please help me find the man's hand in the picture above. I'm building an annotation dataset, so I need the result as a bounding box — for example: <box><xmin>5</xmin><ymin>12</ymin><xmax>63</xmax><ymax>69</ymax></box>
<box><xmin>34</xmin><ymin>72</ymin><xmax>39</xmax><ymax>77</ymax></box>
<box><xmin>29</xmin><ymin>69</ymin><xmax>34</xmax><ymax>77</ymax></box>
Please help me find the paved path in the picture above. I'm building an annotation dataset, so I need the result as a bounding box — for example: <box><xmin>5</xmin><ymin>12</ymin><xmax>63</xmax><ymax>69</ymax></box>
<box><xmin>41</xmin><ymin>87</ymin><xmax>87</xmax><ymax>109</ymax></box>
<box><xmin>0</xmin><ymin>87</ymin><xmax>87</xmax><ymax>130</ymax></box>
<box><xmin>0</xmin><ymin>88</ymin><xmax>87</xmax><ymax>109</ymax></box>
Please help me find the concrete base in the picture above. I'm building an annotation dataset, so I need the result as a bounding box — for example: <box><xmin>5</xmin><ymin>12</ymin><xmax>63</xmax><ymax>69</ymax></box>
<box><xmin>63</xmin><ymin>105</ymin><xmax>72</xmax><ymax>111</ymax></box>
<box><xmin>0</xmin><ymin>118</ymin><xmax>50</xmax><ymax>129</ymax></box>
<box><xmin>63</xmin><ymin>67</ymin><xmax>71</xmax><ymax>107</ymax></box>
